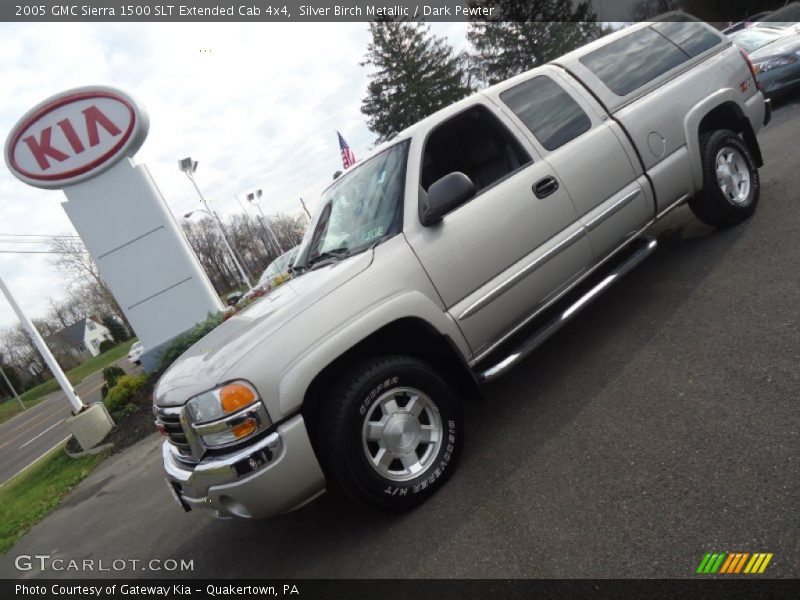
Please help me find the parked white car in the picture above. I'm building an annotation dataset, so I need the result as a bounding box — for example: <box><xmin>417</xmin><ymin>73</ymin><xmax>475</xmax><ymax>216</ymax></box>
<box><xmin>128</xmin><ymin>341</ymin><xmax>144</xmax><ymax>365</ymax></box>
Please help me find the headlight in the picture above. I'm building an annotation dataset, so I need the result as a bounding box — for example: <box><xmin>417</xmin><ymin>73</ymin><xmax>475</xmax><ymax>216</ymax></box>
<box><xmin>754</xmin><ymin>55</ymin><xmax>797</xmax><ymax>73</ymax></box>
<box><xmin>185</xmin><ymin>381</ymin><xmax>271</xmax><ymax>448</ymax></box>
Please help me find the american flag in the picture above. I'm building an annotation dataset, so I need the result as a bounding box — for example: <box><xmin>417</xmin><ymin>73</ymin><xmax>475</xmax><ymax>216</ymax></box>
<box><xmin>337</xmin><ymin>131</ymin><xmax>356</xmax><ymax>169</ymax></box>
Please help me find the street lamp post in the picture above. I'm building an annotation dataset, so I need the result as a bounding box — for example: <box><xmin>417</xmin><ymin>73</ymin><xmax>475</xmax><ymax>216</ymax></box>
<box><xmin>247</xmin><ymin>190</ymin><xmax>284</xmax><ymax>254</ymax></box>
<box><xmin>179</xmin><ymin>158</ymin><xmax>252</xmax><ymax>290</ymax></box>
<box><xmin>184</xmin><ymin>208</ymin><xmax>252</xmax><ymax>290</ymax></box>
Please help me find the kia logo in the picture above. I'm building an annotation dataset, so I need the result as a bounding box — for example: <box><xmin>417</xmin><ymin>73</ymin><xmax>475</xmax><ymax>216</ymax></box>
<box><xmin>4</xmin><ymin>86</ymin><xmax>149</xmax><ymax>189</ymax></box>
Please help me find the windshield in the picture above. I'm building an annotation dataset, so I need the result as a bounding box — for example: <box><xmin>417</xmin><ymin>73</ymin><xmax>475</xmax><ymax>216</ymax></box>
<box><xmin>297</xmin><ymin>141</ymin><xmax>409</xmax><ymax>268</ymax></box>
<box><xmin>731</xmin><ymin>29</ymin><xmax>785</xmax><ymax>52</ymax></box>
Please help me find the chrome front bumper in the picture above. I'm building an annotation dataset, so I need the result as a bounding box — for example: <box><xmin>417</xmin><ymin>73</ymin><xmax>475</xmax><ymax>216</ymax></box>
<box><xmin>161</xmin><ymin>414</ymin><xmax>326</xmax><ymax>519</ymax></box>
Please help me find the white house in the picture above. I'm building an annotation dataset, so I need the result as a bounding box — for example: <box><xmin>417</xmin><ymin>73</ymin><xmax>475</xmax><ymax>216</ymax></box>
<box><xmin>47</xmin><ymin>317</ymin><xmax>115</xmax><ymax>361</ymax></box>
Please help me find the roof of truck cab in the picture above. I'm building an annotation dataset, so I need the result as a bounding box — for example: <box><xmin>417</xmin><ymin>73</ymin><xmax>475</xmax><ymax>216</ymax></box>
<box><xmin>348</xmin><ymin>14</ymin><xmax>726</xmax><ymax>167</ymax></box>
<box><xmin>363</xmin><ymin>21</ymin><xmax>666</xmax><ymax>152</ymax></box>
<box><xmin>551</xmin><ymin>21</ymin><xmax>654</xmax><ymax>69</ymax></box>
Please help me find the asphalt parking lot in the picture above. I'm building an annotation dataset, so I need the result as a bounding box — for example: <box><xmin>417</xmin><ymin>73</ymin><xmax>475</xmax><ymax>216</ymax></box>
<box><xmin>1</xmin><ymin>98</ymin><xmax>798</xmax><ymax>579</ymax></box>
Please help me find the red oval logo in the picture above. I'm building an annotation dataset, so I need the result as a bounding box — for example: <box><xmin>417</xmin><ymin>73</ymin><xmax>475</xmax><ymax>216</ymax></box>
<box><xmin>4</xmin><ymin>87</ymin><xmax>148</xmax><ymax>189</ymax></box>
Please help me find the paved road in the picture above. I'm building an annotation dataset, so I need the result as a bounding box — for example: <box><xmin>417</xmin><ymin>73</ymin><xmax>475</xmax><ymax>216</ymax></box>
<box><xmin>2</xmin><ymin>100</ymin><xmax>799</xmax><ymax>579</ymax></box>
<box><xmin>0</xmin><ymin>358</ymin><xmax>138</xmax><ymax>486</ymax></box>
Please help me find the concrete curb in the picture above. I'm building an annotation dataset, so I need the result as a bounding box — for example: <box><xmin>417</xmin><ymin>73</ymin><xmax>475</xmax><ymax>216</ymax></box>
<box><xmin>63</xmin><ymin>436</ymin><xmax>114</xmax><ymax>458</ymax></box>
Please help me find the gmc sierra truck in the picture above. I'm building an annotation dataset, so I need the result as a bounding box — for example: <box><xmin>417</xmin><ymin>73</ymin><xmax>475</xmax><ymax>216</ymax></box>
<box><xmin>154</xmin><ymin>17</ymin><xmax>770</xmax><ymax>519</ymax></box>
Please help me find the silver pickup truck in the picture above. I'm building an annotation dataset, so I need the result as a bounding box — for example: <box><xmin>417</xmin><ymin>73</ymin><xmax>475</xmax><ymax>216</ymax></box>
<box><xmin>154</xmin><ymin>18</ymin><xmax>770</xmax><ymax>519</ymax></box>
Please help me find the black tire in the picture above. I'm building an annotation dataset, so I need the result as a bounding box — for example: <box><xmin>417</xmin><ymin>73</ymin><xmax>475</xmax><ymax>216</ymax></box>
<box><xmin>688</xmin><ymin>129</ymin><xmax>760</xmax><ymax>227</ymax></box>
<box><xmin>316</xmin><ymin>355</ymin><xmax>463</xmax><ymax>510</ymax></box>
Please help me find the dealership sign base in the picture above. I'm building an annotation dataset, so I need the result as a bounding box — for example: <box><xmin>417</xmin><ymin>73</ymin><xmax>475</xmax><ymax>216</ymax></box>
<box><xmin>67</xmin><ymin>402</ymin><xmax>115</xmax><ymax>452</ymax></box>
<box><xmin>4</xmin><ymin>85</ymin><xmax>223</xmax><ymax>373</ymax></box>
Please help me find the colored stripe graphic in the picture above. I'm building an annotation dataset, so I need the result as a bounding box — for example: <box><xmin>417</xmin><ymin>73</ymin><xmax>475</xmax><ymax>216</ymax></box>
<box><xmin>734</xmin><ymin>553</ymin><xmax>749</xmax><ymax>573</ymax></box>
<box><xmin>721</xmin><ymin>553</ymin><xmax>738</xmax><ymax>574</ymax></box>
<box><xmin>720</xmin><ymin>553</ymin><xmax>736</xmax><ymax>573</ymax></box>
<box><xmin>697</xmin><ymin>553</ymin><xmax>727</xmax><ymax>573</ymax></box>
<box><xmin>759</xmin><ymin>554</ymin><xmax>773</xmax><ymax>573</ymax></box>
<box><xmin>696</xmin><ymin>553</ymin><xmax>712</xmax><ymax>573</ymax></box>
<box><xmin>721</xmin><ymin>553</ymin><xmax>745</xmax><ymax>573</ymax></box>
<box><xmin>711</xmin><ymin>553</ymin><xmax>726</xmax><ymax>573</ymax></box>
<box><xmin>699</xmin><ymin>552</ymin><xmax>774</xmax><ymax>574</ymax></box>
<box><xmin>744</xmin><ymin>554</ymin><xmax>761</xmax><ymax>573</ymax></box>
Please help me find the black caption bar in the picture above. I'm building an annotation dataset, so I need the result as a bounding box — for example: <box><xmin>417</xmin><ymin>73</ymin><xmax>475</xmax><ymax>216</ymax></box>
<box><xmin>3</xmin><ymin>579</ymin><xmax>800</xmax><ymax>600</ymax></box>
<box><xmin>1</xmin><ymin>0</ymin><xmax>790</xmax><ymax>22</ymax></box>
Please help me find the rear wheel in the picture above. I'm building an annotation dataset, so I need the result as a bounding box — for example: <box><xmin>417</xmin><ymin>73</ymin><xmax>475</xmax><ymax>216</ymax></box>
<box><xmin>688</xmin><ymin>129</ymin><xmax>760</xmax><ymax>227</ymax></box>
<box><xmin>317</xmin><ymin>355</ymin><xmax>463</xmax><ymax>510</ymax></box>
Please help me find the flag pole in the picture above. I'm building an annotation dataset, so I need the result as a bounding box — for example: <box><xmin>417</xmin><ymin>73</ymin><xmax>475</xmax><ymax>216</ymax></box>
<box><xmin>300</xmin><ymin>198</ymin><xmax>312</xmax><ymax>219</ymax></box>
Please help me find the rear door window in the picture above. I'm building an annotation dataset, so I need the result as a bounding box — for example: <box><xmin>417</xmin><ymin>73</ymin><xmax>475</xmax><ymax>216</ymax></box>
<box><xmin>500</xmin><ymin>75</ymin><xmax>591</xmax><ymax>151</ymax></box>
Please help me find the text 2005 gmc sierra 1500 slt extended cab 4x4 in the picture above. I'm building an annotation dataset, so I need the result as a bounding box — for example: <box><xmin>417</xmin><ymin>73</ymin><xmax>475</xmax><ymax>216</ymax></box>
<box><xmin>154</xmin><ymin>16</ymin><xmax>770</xmax><ymax>519</ymax></box>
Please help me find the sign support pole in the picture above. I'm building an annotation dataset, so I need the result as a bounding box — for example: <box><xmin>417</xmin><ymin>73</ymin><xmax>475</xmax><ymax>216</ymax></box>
<box><xmin>0</xmin><ymin>274</ymin><xmax>84</xmax><ymax>413</ymax></box>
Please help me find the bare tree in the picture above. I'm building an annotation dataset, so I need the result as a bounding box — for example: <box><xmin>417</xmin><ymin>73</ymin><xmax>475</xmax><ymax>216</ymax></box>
<box><xmin>269</xmin><ymin>214</ymin><xmax>307</xmax><ymax>250</ymax></box>
<box><xmin>181</xmin><ymin>218</ymin><xmax>241</xmax><ymax>294</ymax></box>
<box><xmin>183</xmin><ymin>211</ymin><xmax>308</xmax><ymax>293</ymax></box>
<box><xmin>0</xmin><ymin>326</ymin><xmax>48</xmax><ymax>384</ymax></box>
<box><xmin>227</xmin><ymin>214</ymin><xmax>277</xmax><ymax>279</ymax></box>
<box><xmin>48</xmin><ymin>237</ymin><xmax>131</xmax><ymax>331</ymax></box>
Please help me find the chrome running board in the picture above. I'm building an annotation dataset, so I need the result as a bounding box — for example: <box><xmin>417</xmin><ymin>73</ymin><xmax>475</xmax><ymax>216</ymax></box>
<box><xmin>476</xmin><ymin>237</ymin><xmax>658</xmax><ymax>382</ymax></box>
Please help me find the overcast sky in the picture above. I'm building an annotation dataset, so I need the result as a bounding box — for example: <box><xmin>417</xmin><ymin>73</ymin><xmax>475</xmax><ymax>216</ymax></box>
<box><xmin>0</xmin><ymin>22</ymin><xmax>469</xmax><ymax>329</ymax></box>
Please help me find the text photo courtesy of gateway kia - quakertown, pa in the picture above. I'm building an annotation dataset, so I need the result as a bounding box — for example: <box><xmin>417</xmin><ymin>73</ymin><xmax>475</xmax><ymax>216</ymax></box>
<box><xmin>0</xmin><ymin>0</ymin><xmax>798</xmax><ymax>598</ymax></box>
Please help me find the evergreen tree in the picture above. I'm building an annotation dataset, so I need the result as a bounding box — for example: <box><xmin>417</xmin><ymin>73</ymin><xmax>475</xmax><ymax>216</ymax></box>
<box><xmin>468</xmin><ymin>1</ymin><xmax>610</xmax><ymax>86</ymax></box>
<box><xmin>361</xmin><ymin>21</ymin><xmax>472</xmax><ymax>142</ymax></box>
<box><xmin>101</xmin><ymin>314</ymin><xmax>129</xmax><ymax>343</ymax></box>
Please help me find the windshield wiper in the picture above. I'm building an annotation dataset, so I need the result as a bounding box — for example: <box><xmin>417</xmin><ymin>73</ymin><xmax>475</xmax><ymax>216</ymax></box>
<box><xmin>306</xmin><ymin>247</ymin><xmax>350</xmax><ymax>269</ymax></box>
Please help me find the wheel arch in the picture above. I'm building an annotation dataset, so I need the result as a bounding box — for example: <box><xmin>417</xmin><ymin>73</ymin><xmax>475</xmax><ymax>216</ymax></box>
<box><xmin>301</xmin><ymin>316</ymin><xmax>481</xmax><ymax>436</ymax></box>
<box><xmin>685</xmin><ymin>93</ymin><xmax>764</xmax><ymax>191</ymax></box>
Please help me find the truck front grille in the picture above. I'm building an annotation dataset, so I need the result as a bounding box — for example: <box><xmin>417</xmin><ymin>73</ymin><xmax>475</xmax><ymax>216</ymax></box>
<box><xmin>155</xmin><ymin>408</ymin><xmax>192</xmax><ymax>456</ymax></box>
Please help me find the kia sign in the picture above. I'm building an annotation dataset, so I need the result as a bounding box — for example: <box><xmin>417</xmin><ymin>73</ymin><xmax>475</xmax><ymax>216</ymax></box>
<box><xmin>4</xmin><ymin>86</ymin><xmax>149</xmax><ymax>189</ymax></box>
<box><xmin>3</xmin><ymin>84</ymin><xmax>223</xmax><ymax>372</ymax></box>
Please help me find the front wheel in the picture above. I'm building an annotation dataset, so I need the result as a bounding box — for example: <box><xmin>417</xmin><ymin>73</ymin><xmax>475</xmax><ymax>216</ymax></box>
<box><xmin>317</xmin><ymin>356</ymin><xmax>463</xmax><ymax>510</ymax></box>
<box><xmin>688</xmin><ymin>129</ymin><xmax>760</xmax><ymax>227</ymax></box>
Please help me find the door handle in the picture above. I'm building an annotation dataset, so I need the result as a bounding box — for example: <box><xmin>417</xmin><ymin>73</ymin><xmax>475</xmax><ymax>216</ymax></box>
<box><xmin>533</xmin><ymin>176</ymin><xmax>559</xmax><ymax>199</ymax></box>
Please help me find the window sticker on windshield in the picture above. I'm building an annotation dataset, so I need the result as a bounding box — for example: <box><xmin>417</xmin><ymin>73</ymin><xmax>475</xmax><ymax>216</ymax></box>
<box><xmin>365</xmin><ymin>227</ymin><xmax>384</xmax><ymax>241</ymax></box>
<box><xmin>378</xmin><ymin>170</ymin><xmax>386</xmax><ymax>183</ymax></box>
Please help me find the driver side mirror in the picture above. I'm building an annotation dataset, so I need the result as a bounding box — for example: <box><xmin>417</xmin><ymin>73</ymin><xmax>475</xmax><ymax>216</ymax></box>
<box><xmin>420</xmin><ymin>172</ymin><xmax>476</xmax><ymax>226</ymax></box>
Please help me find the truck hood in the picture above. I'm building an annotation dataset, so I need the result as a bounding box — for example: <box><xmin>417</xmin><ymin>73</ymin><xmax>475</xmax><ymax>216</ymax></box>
<box><xmin>153</xmin><ymin>250</ymin><xmax>374</xmax><ymax>406</ymax></box>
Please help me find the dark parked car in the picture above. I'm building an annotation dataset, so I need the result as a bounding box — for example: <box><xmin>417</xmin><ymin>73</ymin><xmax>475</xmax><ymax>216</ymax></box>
<box><xmin>731</xmin><ymin>27</ymin><xmax>800</xmax><ymax>97</ymax></box>
<box><xmin>225</xmin><ymin>291</ymin><xmax>245</xmax><ymax>306</ymax></box>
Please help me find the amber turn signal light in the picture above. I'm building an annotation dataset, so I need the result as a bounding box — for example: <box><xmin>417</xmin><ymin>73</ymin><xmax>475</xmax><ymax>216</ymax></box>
<box><xmin>231</xmin><ymin>418</ymin><xmax>257</xmax><ymax>439</ymax></box>
<box><xmin>220</xmin><ymin>383</ymin><xmax>256</xmax><ymax>413</ymax></box>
